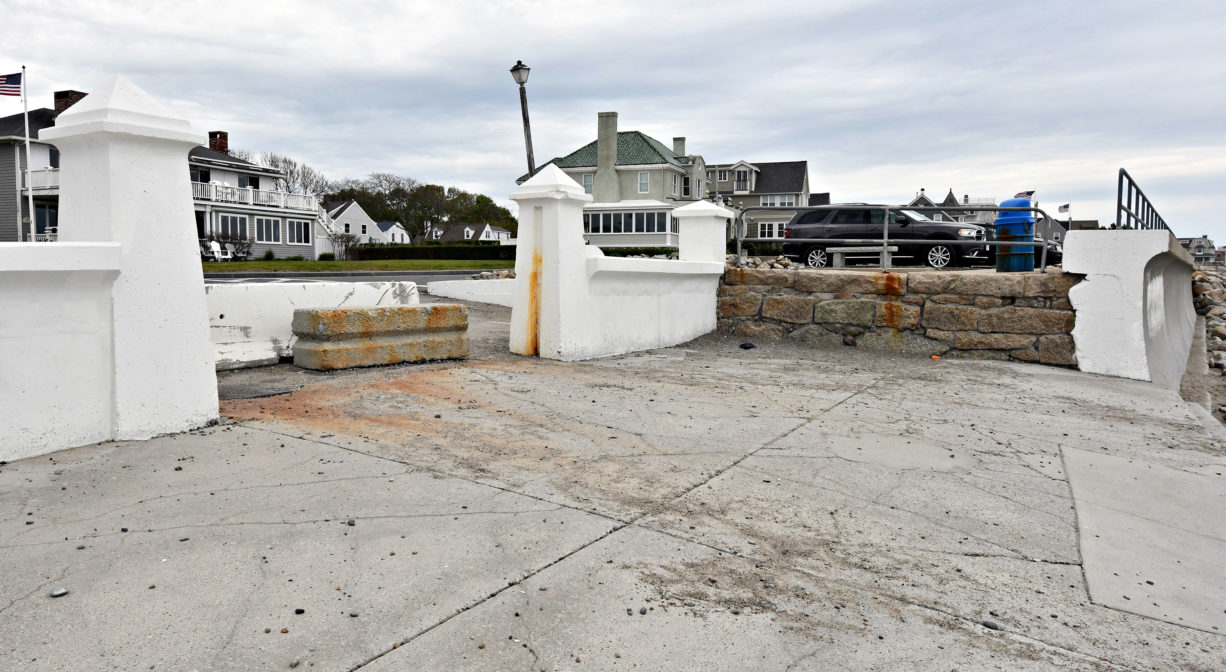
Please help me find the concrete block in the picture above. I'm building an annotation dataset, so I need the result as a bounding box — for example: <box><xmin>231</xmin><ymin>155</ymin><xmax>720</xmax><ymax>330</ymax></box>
<box><xmin>292</xmin><ymin>304</ymin><xmax>468</xmax><ymax>371</ymax></box>
<box><xmin>762</xmin><ymin>296</ymin><xmax>815</xmax><ymax>324</ymax></box>
<box><xmin>426</xmin><ymin>279</ymin><xmax>513</xmax><ymax>307</ymax></box>
<box><xmin>813</xmin><ymin>299</ymin><xmax>876</xmax><ymax>327</ymax></box>
<box><xmin>979</xmin><ymin>307</ymin><xmax>1074</xmax><ymax>334</ymax></box>
<box><xmin>922</xmin><ymin>304</ymin><xmax>979</xmax><ymax>331</ymax></box>
<box><xmin>909</xmin><ymin>272</ymin><xmax>1025</xmax><ymax>297</ymax></box>
<box><xmin>206</xmin><ymin>281</ymin><xmax>419</xmax><ymax>370</ymax></box>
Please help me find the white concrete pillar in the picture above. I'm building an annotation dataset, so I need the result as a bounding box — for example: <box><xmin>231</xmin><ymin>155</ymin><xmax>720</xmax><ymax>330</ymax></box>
<box><xmin>1064</xmin><ymin>229</ymin><xmax>1195</xmax><ymax>389</ymax></box>
<box><xmin>508</xmin><ymin>164</ymin><xmax>592</xmax><ymax>357</ymax></box>
<box><xmin>673</xmin><ymin>200</ymin><xmax>734</xmax><ymax>264</ymax></box>
<box><xmin>41</xmin><ymin>76</ymin><xmax>218</xmax><ymax>438</ymax></box>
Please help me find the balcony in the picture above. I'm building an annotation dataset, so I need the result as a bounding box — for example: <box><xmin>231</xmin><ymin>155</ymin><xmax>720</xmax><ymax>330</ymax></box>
<box><xmin>192</xmin><ymin>182</ymin><xmax>319</xmax><ymax>211</ymax></box>
<box><xmin>22</xmin><ymin>168</ymin><xmax>60</xmax><ymax>193</ymax></box>
<box><xmin>22</xmin><ymin>171</ymin><xmax>318</xmax><ymax>213</ymax></box>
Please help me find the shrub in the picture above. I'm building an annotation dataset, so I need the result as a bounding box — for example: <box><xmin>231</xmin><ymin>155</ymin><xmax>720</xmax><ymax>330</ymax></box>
<box><xmin>349</xmin><ymin>244</ymin><xmax>516</xmax><ymax>261</ymax></box>
<box><xmin>284</xmin><ymin>255</ymin><xmax>305</xmax><ymax>261</ymax></box>
<box><xmin>317</xmin><ymin>252</ymin><xmax>336</xmax><ymax>261</ymax></box>
<box><xmin>599</xmin><ymin>246</ymin><xmax>677</xmax><ymax>258</ymax></box>
<box><xmin>261</xmin><ymin>249</ymin><xmax>276</xmax><ymax>261</ymax></box>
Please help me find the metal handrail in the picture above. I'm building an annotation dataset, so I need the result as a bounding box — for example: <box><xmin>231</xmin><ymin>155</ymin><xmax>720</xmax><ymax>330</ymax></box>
<box><xmin>733</xmin><ymin>204</ymin><xmax>1056</xmax><ymax>271</ymax></box>
<box><xmin>1116</xmin><ymin>168</ymin><xmax>1168</xmax><ymax>231</ymax></box>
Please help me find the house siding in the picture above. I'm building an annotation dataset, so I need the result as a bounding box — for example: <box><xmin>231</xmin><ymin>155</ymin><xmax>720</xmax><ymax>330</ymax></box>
<box><xmin>204</xmin><ymin>210</ymin><xmax>320</xmax><ymax>260</ymax></box>
<box><xmin>0</xmin><ymin>143</ymin><xmax>18</xmax><ymax>241</ymax></box>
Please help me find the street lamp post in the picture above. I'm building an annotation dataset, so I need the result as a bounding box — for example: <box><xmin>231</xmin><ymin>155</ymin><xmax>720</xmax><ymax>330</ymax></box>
<box><xmin>510</xmin><ymin>60</ymin><xmax>535</xmax><ymax>175</ymax></box>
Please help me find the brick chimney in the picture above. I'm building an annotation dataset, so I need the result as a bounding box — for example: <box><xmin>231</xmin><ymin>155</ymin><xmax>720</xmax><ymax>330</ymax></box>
<box><xmin>208</xmin><ymin>131</ymin><xmax>229</xmax><ymax>155</ymax></box>
<box><xmin>963</xmin><ymin>194</ymin><xmax>969</xmax><ymax>205</ymax></box>
<box><xmin>53</xmin><ymin>90</ymin><xmax>88</xmax><ymax>117</ymax></box>
<box><xmin>673</xmin><ymin>137</ymin><xmax>686</xmax><ymax>156</ymax></box>
<box><xmin>594</xmin><ymin>112</ymin><xmax>619</xmax><ymax>203</ymax></box>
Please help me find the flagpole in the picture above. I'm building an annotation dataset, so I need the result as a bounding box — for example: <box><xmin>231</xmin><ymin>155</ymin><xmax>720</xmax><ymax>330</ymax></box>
<box><xmin>21</xmin><ymin>65</ymin><xmax>35</xmax><ymax>242</ymax></box>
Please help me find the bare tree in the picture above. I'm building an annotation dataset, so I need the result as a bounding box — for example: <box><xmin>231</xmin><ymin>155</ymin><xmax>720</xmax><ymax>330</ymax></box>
<box><xmin>259</xmin><ymin>152</ymin><xmax>330</xmax><ymax>196</ymax></box>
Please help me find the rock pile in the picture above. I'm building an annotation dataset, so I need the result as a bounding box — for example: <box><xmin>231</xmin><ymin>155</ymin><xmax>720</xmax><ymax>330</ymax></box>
<box><xmin>1193</xmin><ymin>269</ymin><xmax>1226</xmax><ymax>370</ymax></box>
<box><xmin>726</xmin><ymin>254</ymin><xmax>800</xmax><ymax>270</ymax></box>
<box><xmin>470</xmin><ymin>270</ymin><xmax>516</xmax><ymax>280</ymax></box>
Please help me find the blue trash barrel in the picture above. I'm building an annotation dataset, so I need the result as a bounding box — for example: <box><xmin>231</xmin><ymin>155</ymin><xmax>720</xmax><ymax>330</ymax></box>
<box><xmin>995</xmin><ymin>197</ymin><xmax>1035</xmax><ymax>272</ymax></box>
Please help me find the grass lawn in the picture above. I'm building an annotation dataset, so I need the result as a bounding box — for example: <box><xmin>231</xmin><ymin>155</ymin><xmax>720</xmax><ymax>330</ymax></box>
<box><xmin>202</xmin><ymin>259</ymin><xmax>515</xmax><ymax>273</ymax></box>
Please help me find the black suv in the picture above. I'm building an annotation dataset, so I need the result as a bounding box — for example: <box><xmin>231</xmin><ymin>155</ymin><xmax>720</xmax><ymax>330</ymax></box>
<box><xmin>781</xmin><ymin>206</ymin><xmax>989</xmax><ymax>269</ymax></box>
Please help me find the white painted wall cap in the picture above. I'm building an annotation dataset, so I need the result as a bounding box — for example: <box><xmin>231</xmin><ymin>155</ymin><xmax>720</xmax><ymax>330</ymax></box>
<box><xmin>511</xmin><ymin>164</ymin><xmax>592</xmax><ymax>202</ymax></box>
<box><xmin>671</xmin><ymin>200</ymin><xmax>735</xmax><ymax>219</ymax></box>
<box><xmin>41</xmin><ymin>75</ymin><xmax>204</xmax><ymax>146</ymax></box>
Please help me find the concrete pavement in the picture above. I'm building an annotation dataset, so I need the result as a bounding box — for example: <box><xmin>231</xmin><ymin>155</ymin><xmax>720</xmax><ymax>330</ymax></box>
<box><xmin>2</xmin><ymin>298</ymin><xmax>1223</xmax><ymax>670</ymax></box>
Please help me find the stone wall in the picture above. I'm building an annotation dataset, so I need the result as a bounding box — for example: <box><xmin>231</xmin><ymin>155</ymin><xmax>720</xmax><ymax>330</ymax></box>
<box><xmin>719</xmin><ymin>268</ymin><xmax>1081</xmax><ymax>366</ymax></box>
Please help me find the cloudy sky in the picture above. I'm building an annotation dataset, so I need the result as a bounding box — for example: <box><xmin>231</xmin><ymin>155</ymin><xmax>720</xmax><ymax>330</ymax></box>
<box><xmin>3</xmin><ymin>0</ymin><xmax>1223</xmax><ymax>239</ymax></box>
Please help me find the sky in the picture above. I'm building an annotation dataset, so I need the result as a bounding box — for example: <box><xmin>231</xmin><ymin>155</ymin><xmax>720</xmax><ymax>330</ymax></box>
<box><xmin>2</xmin><ymin>0</ymin><xmax>1224</xmax><ymax>240</ymax></box>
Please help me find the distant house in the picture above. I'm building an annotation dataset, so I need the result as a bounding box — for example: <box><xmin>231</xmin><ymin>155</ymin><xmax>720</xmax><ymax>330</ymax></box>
<box><xmin>2</xmin><ymin>89</ymin><xmax>331</xmax><ymax>259</ymax></box>
<box><xmin>907</xmin><ymin>188</ymin><xmax>995</xmax><ymax>227</ymax></box>
<box><xmin>423</xmin><ymin>222</ymin><xmax>511</xmax><ymax>243</ymax></box>
<box><xmin>324</xmin><ymin>200</ymin><xmax>382</xmax><ymax>244</ymax></box>
<box><xmin>1178</xmin><ymin>236</ymin><xmax>1216</xmax><ymax>265</ymax></box>
<box><xmin>705</xmin><ymin>160</ymin><xmax>810</xmax><ymax>239</ymax></box>
<box><xmin>376</xmin><ymin>221</ymin><xmax>411</xmax><ymax>244</ymax></box>
<box><xmin>519</xmin><ymin>111</ymin><xmax>706</xmax><ymax>248</ymax></box>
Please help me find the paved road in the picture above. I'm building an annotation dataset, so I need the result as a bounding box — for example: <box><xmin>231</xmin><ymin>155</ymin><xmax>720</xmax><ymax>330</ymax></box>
<box><xmin>204</xmin><ymin>269</ymin><xmax>486</xmax><ymax>286</ymax></box>
<box><xmin>2</xmin><ymin>301</ymin><xmax>1223</xmax><ymax>671</ymax></box>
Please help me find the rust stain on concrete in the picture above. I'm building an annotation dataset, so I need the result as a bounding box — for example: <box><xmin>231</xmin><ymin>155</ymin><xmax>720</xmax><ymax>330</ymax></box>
<box><xmin>526</xmin><ymin>249</ymin><xmax>541</xmax><ymax>356</ymax></box>
<box><xmin>877</xmin><ymin>300</ymin><xmax>902</xmax><ymax>329</ymax></box>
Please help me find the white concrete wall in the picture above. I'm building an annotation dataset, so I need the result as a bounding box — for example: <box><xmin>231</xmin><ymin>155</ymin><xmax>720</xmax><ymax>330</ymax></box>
<box><xmin>0</xmin><ymin>244</ymin><xmax>120</xmax><ymax>461</ymax></box>
<box><xmin>205</xmin><ymin>281</ymin><xmax>419</xmax><ymax>369</ymax></box>
<box><xmin>2</xmin><ymin>75</ymin><xmax>223</xmax><ymax>458</ymax></box>
<box><xmin>509</xmin><ymin>166</ymin><xmax>726</xmax><ymax>361</ymax></box>
<box><xmin>427</xmin><ymin>279</ymin><xmax>514</xmax><ymax>307</ymax></box>
<box><xmin>1064</xmin><ymin>230</ymin><xmax>1195</xmax><ymax>389</ymax></box>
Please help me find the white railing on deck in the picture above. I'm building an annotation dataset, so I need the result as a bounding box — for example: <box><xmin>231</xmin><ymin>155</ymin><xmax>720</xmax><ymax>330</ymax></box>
<box><xmin>22</xmin><ymin>168</ymin><xmax>60</xmax><ymax>190</ymax></box>
<box><xmin>191</xmin><ymin>182</ymin><xmax>318</xmax><ymax>211</ymax></box>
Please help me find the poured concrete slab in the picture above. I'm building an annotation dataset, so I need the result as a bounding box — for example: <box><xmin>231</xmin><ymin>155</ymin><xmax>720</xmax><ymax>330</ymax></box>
<box><xmin>0</xmin><ymin>425</ymin><xmax>613</xmax><ymax>671</ymax></box>
<box><xmin>1064</xmin><ymin>446</ymin><xmax>1226</xmax><ymax>634</ymax></box>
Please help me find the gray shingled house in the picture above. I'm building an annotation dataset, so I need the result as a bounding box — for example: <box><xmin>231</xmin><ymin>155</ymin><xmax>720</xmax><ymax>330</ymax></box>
<box><xmin>705</xmin><ymin>160</ymin><xmax>811</xmax><ymax>239</ymax></box>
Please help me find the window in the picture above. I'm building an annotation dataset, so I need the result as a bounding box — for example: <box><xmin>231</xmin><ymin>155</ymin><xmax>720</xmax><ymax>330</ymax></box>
<box><xmin>287</xmin><ymin>219</ymin><xmax>311</xmax><ymax>245</ymax></box>
<box><xmin>190</xmin><ymin>167</ymin><xmax>210</xmax><ymax>183</ymax></box>
<box><xmin>706</xmin><ymin>171</ymin><xmax>713</xmax><ymax>181</ymax></box>
<box><xmin>238</xmin><ymin>175</ymin><xmax>260</xmax><ymax>190</ymax></box>
<box><xmin>343</xmin><ymin>222</ymin><xmax>350</xmax><ymax>233</ymax></box>
<box><xmin>49</xmin><ymin>147</ymin><xmax>60</xmax><ymax>169</ymax></box>
<box><xmin>671</xmin><ymin>174</ymin><xmax>679</xmax><ymax>195</ymax></box>
<box><xmin>797</xmin><ymin>210</ymin><xmax>829</xmax><ymax>225</ymax></box>
<box><xmin>582</xmin><ymin>173</ymin><xmax>593</xmax><ymax>194</ymax></box>
<box><xmin>255</xmin><ymin>217</ymin><xmax>281</xmax><ymax>243</ymax></box>
<box><xmin>761</xmin><ymin>195</ymin><xmax>777</xmax><ymax>207</ymax></box>
<box><xmin>735</xmin><ymin>170</ymin><xmax>748</xmax><ymax>190</ymax></box>
<box><xmin>758</xmin><ymin>221</ymin><xmax>786</xmax><ymax>238</ymax></box>
<box><xmin>583</xmin><ymin>213</ymin><xmax>591</xmax><ymax>233</ymax></box>
<box><xmin>683</xmin><ymin>177</ymin><xmax>691</xmax><ymax>197</ymax></box>
<box><xmin>718</xmin><ymin>170</ymin><xmax>728</xmax><ymax>181</ymax></box>
<box><xmin>645</xmin><ymin>212</ymin><xmax>656</xmax><ymax>233</ymax></box>
<box><xmin>218</xmin><ymin>214</ymin><xmax>247</xmax><ymax>238</ymax></box>
<box><xmin>638</xmin><ymin>172</ymin><xmax>649</xmax><ymax>193</ymax></box>
<box><xmin>613</xmin><ymin>213</ymin><xmax>623</xmax><ymax>233</ymax></box>
<box><xmin>779</xmin><ymin>194</ymin><xmax>796</xmax><ymax>207</ymax></box>
<box><xmin>361</xmin><ymin>223</ymin><xmax>368</xmax><ymax>235</ymax></box>
<box><xmin>634</xmin><ymin>212</ymin><xmax>645</xmax><ymax>232</ymax></box>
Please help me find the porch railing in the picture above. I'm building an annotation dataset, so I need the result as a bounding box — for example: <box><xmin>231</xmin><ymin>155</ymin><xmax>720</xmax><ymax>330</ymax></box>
<box><xmin>191</xmin><ymin>182</ymin><xmax>318</xmax><ymax>211</ymax></box>
<box><xmin>22</xmin><ymin>168</ymin><xmax>60</xmax><ymax>190</ymax></box>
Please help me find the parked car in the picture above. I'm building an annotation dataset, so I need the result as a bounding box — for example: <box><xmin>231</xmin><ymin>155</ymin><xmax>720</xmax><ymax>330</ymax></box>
<box><xmin>781</xmin><ymin>206</ymin><xmax>989</xmax><ymax>269</ymax></box>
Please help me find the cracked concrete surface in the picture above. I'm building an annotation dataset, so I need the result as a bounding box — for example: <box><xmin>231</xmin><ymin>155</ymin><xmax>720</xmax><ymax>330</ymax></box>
<box><xmin>1</xmin><ymin>297</ymin><xmax>1224</xmax><ymax>670</ymax></box>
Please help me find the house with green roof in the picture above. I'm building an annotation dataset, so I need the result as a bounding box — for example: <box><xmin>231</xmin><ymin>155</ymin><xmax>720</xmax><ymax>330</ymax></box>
<box><xmin>518</xmin><ymin>112</ymin><xmax>706</xmax><ymax>248</ymax></box>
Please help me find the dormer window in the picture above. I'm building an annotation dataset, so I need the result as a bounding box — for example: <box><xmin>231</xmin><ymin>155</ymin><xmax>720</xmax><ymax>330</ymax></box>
<box><xmin>464</xmin><ymin>227</ymin><xmax>474</xmax><ymax>239</ymax></box>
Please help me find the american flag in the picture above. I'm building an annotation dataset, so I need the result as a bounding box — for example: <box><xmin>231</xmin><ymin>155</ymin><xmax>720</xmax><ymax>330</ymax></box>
<box><xmin>0</xmin><ymin>72</ymin><xmax>21</xmax><ymax>97</ymax></box>
<box><xmin>1014</xmin><ymin>190</ymin><xmax>1035</xmax><ymax>199</ymax></box>
<box><xmin>1058</xmin><ymin>204</ymin><xmax>1070</xmax><ymax>213</ymax></box>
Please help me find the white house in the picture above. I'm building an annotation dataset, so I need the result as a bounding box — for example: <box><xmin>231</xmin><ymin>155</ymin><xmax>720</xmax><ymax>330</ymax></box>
<box><xmin>325</xmin><ymin>200</ymin><xmax>381</xmax><ymax>244</ymax></box>
<box><xmin>422</xmin><ymin>222</ymin><xmax>511</xmax><ymax>243</ymax></box>
<box><xmin>376</xmin><ymin>221</ymin><xmax>411</xmax><ymax>244</ymax></box>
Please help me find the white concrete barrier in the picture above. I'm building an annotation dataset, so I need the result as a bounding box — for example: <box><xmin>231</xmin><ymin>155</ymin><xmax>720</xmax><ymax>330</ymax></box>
<box><xmin>426</xmin><ymin>278</ymin><xmax>514</xmax><ymax>307</ymax></box>
<box><xmin>1064</xmin><ymin>229</ymin><xmax>1195</xmax><ymax>389</ymax></box>
<box><xmin>508</xmin><ymin>165</ymin><xmax>726</xmax><ymax>361</ymax></box>
<box><xmin>1</xmin><ymin>76</ymin><xmax>218</xmax><ymax>460</ymax></box>
<box><xmin>205</xmin><ymin>281</ymin><xmax>419</xmax><ymax>369</ymax></box>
